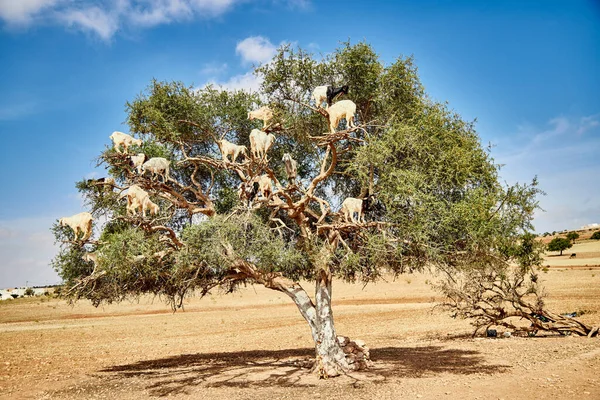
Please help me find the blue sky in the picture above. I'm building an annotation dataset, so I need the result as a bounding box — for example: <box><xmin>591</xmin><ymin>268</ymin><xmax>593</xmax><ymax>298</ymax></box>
<box><xmin>0</xmin><ymin>0</ymin><xmax>598</xmax><ymax>288</ymax></box>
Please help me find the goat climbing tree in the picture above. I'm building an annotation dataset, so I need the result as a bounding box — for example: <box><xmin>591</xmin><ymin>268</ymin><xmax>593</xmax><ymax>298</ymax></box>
<box><xmin>52</xmin><ymin>42</ymin><xmax>592</xmax><ymax>378</ymax></box>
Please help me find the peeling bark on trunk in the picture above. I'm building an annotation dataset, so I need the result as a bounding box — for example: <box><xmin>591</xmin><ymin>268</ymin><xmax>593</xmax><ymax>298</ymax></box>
<box><xmin>312</xmin><ymin>269</ymin><xmax>350</xmax><ymax>377</ymax></box>
<box><xmin>258</xmin><ymin>243</ymin><xmax>368</xmax><ymax>377</ymax></box>
<box><xmin>277</xmin><ymin>281</ymin><xmax>319</xmax><ymax>343</ymax></box>
<box><xmin>264</xmin><ymin>271</ymin><xmax>352</xmax><ymax>377</ymax></box>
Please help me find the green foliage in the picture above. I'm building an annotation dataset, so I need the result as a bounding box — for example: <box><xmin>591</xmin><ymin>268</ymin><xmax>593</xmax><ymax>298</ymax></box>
<box><xmin>591</xmin><ymin>231</ymin><xmax>600</xmax><ymax>240</ymax></box>
<box><xmin>181</xmin><ymin>214</ymin><xmax>309</xmax><ymax>282</ymax></box>
<box><xmin>52</xmin><ymin>41</ymin><xmax>542</xmax><ymax>310</ymax></box>
<box><xmin>566</xmin><ymin>232</ymin><xmax>580</xmax><ymax>243</ymax></box>
<box><xmin>24</xmin><ymin>287</ymin><xmax>35</xmax><ymax>296</ymax></box>
<box><xmin>547</xmin><ymin>237</ymin><xmax>573</xmax><ymax>255</ymax></box>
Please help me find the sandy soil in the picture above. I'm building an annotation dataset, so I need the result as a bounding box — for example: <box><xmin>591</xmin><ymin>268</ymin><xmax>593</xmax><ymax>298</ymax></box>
<box><xmin>1</xmin><ymin>265</ymin><xmax>599</xmax><ymax>399</ymax></box>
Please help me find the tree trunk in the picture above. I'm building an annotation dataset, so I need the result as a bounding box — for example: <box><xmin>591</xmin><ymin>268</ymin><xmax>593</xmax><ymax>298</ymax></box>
<box><xmin>275</xmin><ymin>279</ymin><xmax>319</xmax><ymax>342</ymax></box>
<box><xmin>312</xmin><ymin>268</ymin><xmax>350</xmax><ymax>377</ymax></box>
<box><xmin>261</xmin><ymin>272</ymin><xmax>360</xmax><ymax>376</ymax></box>
<box><xmin>257</xmin><ymin>244</ymin><xmax>369</xmax><ymax>378</ymax></box>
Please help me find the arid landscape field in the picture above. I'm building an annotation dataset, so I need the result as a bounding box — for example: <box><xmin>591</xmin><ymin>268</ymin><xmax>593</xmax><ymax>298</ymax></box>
<box><xmin>2</xmin><ymin>235</ymin><xmax>599</xmax><ymax>400</ymax></box>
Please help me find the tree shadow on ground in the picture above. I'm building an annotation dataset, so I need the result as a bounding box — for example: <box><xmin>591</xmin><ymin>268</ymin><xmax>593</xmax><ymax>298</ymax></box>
<box><xmin>370</xmin><ymin>346</ymin><xmax>509</xmax><ymax>379</ymax></box>
<box><xmin>95</xmin><ymin>345</ymin><xmax>508</xmax><ymax>397</ymax></box>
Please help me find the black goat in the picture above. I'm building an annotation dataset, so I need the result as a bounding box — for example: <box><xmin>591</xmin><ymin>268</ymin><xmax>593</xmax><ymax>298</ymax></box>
<box><xmin>362</xmin><ymin>194</ymin><xmax>386</xmax><ymax>222</ymax></box>
<box><xmin>326</xmin><ymin>85</ymin><xmax>349</xmax><ymax>106</ymax></box>
<box><xmin>239</xmin><ymin>181</ymin><xmax>260</xmax><ymax>206</ymax></box>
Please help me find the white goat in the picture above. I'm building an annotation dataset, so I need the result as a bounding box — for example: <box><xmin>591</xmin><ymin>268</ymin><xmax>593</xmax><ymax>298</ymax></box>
<box><xmin>340</xmin><ymin>197</ymin><xmax>364</xmax><ymax>223</ymax></box>
<box><xmin>142</xmin><ymin>197</ymin><xmax>160</xmax><ymax>217</ymax></box>
<box><xmin>217</xmin><ymin>139</ymin><xmax>247</xmax><ymax>163</ymax></box>
<box><xmin>327</xmin><ymin>100</ymin><xmax>356</xmax><ymax>133</ymax></box>
<box><xmin>255</xmin><ymin>174</ymin><xmax>273</xmax><ymax>199</ymax></box>
<box><xmin>312</xmin><ymin>85</ymin><xmax>329</xmax><ymax>109</ymax></box>
<box><xmin>129</xmin><ymin>153</ymin><xmax>147</xmax><ymax>174</ymax></box>
<box><xmin>249</xmin><ymin>129</ymin><xmax>276</xmax><ymax>160</ymax></box>
<box><xmin>124</xmin><ymin>184</ymin><xmax>149</xmax><ymax>216</ymax></box>
<box><xmin>59</xmin><ymin>212</ymin><xmax>94</xmax><ymax>241</ymax></box>
<box><xmin>248</xmin><ymin>106</ymin><xmax>274</xmax><ymax>129</ymax></box>
<box><xmin>82</xmin><ymin>252</ymin><xmax>98</xmax><ymax>266</ymax></box>
<box><xmin>126</xmin><ymin>185</ymin><xmax>159</xmax><ymax>217</ymax></box>
<box><xmin>282</xmin><ymin>153</ymin><xmax>297</xmax><ymax>183</ymax></box>
<box><xmin>313</xmin><ymin>85</ymin><xmax>350</xmax><ymax>109</ymax></box>
<box><xmin>109</xmin><ymin>131</ymin><xmax>142</xmax><ymax>153</ymax></box>
<box><xmin>141</xmin><ymin>157</ymin><xmax>170</xmax><ymax>182</ymax></box>
<box><xmin>264</xmin><ymin>133</ymin><xmax>276</xmax><ymax>155</ymax></box>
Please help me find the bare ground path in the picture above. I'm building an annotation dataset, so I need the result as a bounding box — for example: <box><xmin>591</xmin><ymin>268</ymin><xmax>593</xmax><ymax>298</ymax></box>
<box><xmin>1</xmin><ymin>267</ymin><xmax>599</xmax><ymax>399</ymax></box>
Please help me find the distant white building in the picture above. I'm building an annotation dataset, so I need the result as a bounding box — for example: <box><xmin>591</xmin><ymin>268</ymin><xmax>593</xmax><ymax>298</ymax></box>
<box><xmin>581</xmin><ymin>223</ymin><xmax>600</xmax><ymax>230</ymax></box>
<box><xmin>0</xmin><ymin>287</ymin><xmax>50</xmax><ymax>300</ymax></box>
<box><xmin>0</xmin><ymin>288</ymin><xmax>20</xmax><ymax>300</ymax></box>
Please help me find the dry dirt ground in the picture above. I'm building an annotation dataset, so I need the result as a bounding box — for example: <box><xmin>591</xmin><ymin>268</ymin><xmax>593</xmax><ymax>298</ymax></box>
<box><xmin>2</xmin><ymin>242</ymin><xmax>600</xmax><ymax>399</ymax></box>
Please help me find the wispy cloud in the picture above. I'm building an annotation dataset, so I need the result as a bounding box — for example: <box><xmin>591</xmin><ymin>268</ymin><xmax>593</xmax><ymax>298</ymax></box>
<box><xmin>0</xmin><ymin>100</ymin><xmax>37</xmax><ymax>121</ymax></box>
<box><xmin>577</xmin><ymin>114</ymin><xmax>600</xmax><ymax>135</ymax></box>
<box><xmin>0</xmin><ymin>1</ymin><xmax>311</xmax><ymax>40</ymax></box>
<box><xmin>493</xmin><ymin>113</ymin><xmax>600</xmax><ymax>233</ymax></box>
<box><xmin>59</xmin><ymin>5</ymin><xmax>120</xmax><ymax>40</ymax></box>
<box><xmin>199</xmin><ymin>62</ymin><xmax>228</xmax><ymax>76</ymax></box>
<box><xmin>210</xmin><ymin>71</ymin><xmax>262</xmax><ymax>92</ymax></box>
<box><xmin>496</xmin><ymin>114</ymin><xmax>600</xmax><ymax>166</ymax></box>
<box><xmin>0</xmin><ymin>0</ymin><xmax>242</xmax><ymax>40</ymax></box>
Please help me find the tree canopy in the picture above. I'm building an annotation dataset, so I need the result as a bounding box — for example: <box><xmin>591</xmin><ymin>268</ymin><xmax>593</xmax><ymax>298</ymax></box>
<box><xmin>547</xmin><ymin>237</ymin><xmax>573</xmax><ymax>255</ymax></box>
<box><xmin>52</xmin><ymin>41</ymin><xmax>563</xmax><ymax>376</ymax></box>
<box><xmin>566</xmin><ymin>232</ymin><xmax>580</xmax><ymax>243</ymax></box>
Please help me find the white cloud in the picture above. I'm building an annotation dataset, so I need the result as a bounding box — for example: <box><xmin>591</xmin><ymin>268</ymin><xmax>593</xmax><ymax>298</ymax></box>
<box><xmin>213</xmin><ymin>71</ymin><xmax>262</xmax><ymax>92</ymax></box>
<box><xmin>126</xmin><ymin>0</ymin><xmax>192</xmax><ymax>26</ymax></box>
<box><xmin>201</xmin><ymin>35</ymin><xmax>280</xmax><ymax>93</ymax></box>
<box><xmin>235</xmin><ymin>36</ymin><xmax>277</xmax><ymax>65</ymax></box>
<box><xmin>0</xmin><ymin>0</ymin><xmax>61</xmax><ymax>25</ymax></box>
<box><xmin>0</xmin><ymin>0</ymin><xmax>242</xmax><ymax>40</ymax></box>
<box><xmin>60</xmin><ymin>6</ymin><xmax>120</xmax><ymax>40</ymax></box>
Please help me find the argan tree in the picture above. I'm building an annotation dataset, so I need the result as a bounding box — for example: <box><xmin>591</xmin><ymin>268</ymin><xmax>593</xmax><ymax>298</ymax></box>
<box><xmin>52</xmin><ymin>42</ymin><xmax>590</xmax><ymax>378</ymax></box>
<box><xmin>547</xmin><ymin>237</ymin><xmax>572</xmax><ymax>255</ymax></box>
<box><xmin>566</xmin><ymin>231</ymin><xmax>579</xmax><ymax>243</ymax></box>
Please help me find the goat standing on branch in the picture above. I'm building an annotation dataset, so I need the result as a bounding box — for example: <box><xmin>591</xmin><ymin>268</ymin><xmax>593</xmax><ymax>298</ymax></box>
<box><xmin>312</xmin><ymin>85</ymin><xmax>349</xmax><ymax>109</ymax></box>
<box><xmin>248</xmin><ymin>106</ymin><xmax>274</xmax><ymax>129</ymax></box>
<box><xmin>141</xmin><ymin>157</ymin><xmax>170</xmax><ymax>182</ymax></box>
<box><xmin>282</xmin><ymin>153</ymin><xmax>297</xmax><ymax>184</ymax></box>
<box><xmin>340</xmin><ymin>197</ymin><xmax>364</xmax><ymax>223</ymax></box>
<box><xmin>249</xmin><ymin>129</ymin><xmax>275</xmax><ymax>160</ymax></box>
<box><xmin>109</xmin><ymin>131</ymin><xmax>142</xmax><ymax>153</ymax></box>
<box><xmin>59</xmin><ymin>212</ymin><xmax>94</xmax><ymax>241</ymax></box>
<box><xmin>129</xmin><ymin>153</ymin><xmax>147</xmax><ymax>174</ymax></box>
<box><xmin>327</xmin><ymin>100</ymin><xmax>356</xmax><ymax>133</ymax></box>
<box><xmin>217</xmin><ymin>139</ymin><xmax>247</xmax><ymax>163</ymax></box>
